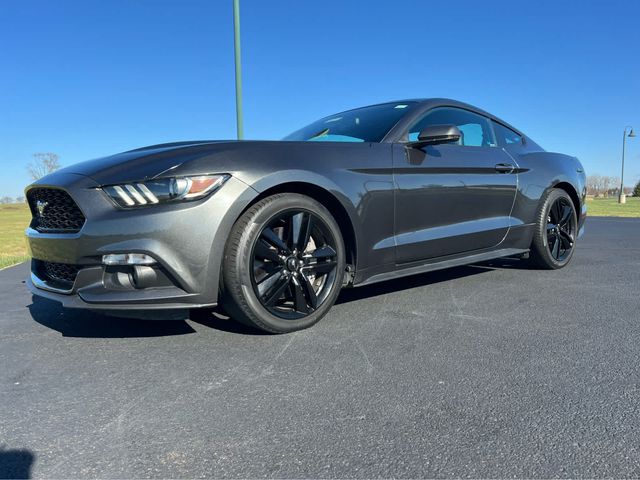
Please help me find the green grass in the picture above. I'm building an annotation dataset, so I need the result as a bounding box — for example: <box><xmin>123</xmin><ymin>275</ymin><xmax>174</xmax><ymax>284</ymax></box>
<box><xmin>0</xmin><ymin>203</ymin><xmax>31</xmax><ymax>269</ymax></box>
<box><xmin>586</xmin><ymin>196</ymin><xmax>640</xmax><ymax>218</ymax></box>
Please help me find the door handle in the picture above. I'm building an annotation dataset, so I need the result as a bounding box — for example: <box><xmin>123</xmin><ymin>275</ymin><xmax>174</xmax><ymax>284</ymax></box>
<box><xmin>495</xmin><ymin>163</ymin><xmax>515</xmax><ymax>174</ymax></box>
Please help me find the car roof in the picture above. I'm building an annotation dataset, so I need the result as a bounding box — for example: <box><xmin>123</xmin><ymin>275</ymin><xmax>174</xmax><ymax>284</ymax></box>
<box><xmin>334</xmin><ymin>98</ymin><xmax>525</xmax><ymax>138</ymax></box>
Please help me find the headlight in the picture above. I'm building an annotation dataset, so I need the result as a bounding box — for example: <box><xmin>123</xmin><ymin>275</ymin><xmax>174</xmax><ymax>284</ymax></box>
<box><xmin>103</xmin><ymin>174</ymin><xmax>229</xmax><ymax>207</ymax></box>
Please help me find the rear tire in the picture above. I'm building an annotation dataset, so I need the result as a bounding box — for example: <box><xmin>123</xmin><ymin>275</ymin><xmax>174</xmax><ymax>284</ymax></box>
<box><xmin>529</xmin><ymin>188</ymin><xmax>578</xmax><ymax>269</ymax></box>
<box><xmin>221</xmin><ymin>193</ymin><xmax>346</xmax><ymax>333</ymax></box>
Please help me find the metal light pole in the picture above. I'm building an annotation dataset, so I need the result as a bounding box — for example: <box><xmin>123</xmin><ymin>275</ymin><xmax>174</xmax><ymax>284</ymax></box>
<box><xmin>233</xmin><ymin>0</ymin><xmax>244</xmax><ymax>140</ymax></box>
<box><xmin>619</xmin><ymin>126</ymin><xmax>635</xmax><ymax>203</ymax></box>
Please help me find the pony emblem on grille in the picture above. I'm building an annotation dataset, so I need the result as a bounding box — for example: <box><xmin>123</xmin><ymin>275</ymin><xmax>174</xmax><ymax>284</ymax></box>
<box><xmin>36</xmin><ymin>200</ymin><xmax>49</xmax><ymax>217</ymax></box>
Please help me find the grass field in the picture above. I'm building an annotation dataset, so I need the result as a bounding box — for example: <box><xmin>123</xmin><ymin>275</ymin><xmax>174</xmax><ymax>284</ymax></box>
<box><xmin>0</xmin><ymin>203</ymin><xmax>30</xmax><ymax>270</ymax></box>
<box><xmin>0</xmin><ymin>197</ymin><xmax>638</xmax><ymax>271</ymax></box>
<box><xmin>586</xmin><ymin>196</ymin><xmax>640</xmax><ymax>218</ymax></box>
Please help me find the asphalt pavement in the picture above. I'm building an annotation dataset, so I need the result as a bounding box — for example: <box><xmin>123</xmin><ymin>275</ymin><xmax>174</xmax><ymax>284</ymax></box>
<box><xmin>1</xmin><ymin>217</ymin><xmax>639</xmax><ymax>478</ymax></box>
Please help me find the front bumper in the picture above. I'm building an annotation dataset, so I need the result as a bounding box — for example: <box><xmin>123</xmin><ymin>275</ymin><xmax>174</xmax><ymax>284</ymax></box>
<box><xmin>25</xmin><ymin>172</ymin><xmax>257</xmax><ymax>311</ymax></box>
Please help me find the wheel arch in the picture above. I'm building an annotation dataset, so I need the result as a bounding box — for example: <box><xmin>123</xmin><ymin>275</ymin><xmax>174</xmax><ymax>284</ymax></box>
<box><xmin>552</xmin><ymin>181</ymin><xmax>581</xmax><ymax>217</ymax></box>
<box><xmin>239</xmin><ymin>181</ymin><xmax>358</xmax><ymax>269</ymax></box>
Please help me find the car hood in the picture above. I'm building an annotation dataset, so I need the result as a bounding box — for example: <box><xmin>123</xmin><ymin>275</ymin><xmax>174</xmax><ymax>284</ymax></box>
<box><xmin>57</xmin><ymin>141</ymin><xmax>241</xmax><ymax>185</ymax></box>
<box><xmin>48</xmin><ymin>139</ymin><xmax>371</xmax><ymax>190</ymax></box>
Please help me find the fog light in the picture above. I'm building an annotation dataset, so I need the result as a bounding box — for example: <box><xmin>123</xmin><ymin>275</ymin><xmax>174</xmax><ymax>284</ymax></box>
<box><xmin>131</xmin><ymin>266</ymin><xmax>158</xmax><ymax>289</ymax></box>
<box><xmin>102</xmin><ymin>253</ymin><xmax>157</xmax><ymax>266</ymax></box>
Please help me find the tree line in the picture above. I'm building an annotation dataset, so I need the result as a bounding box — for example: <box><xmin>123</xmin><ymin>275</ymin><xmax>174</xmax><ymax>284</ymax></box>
<box><xmin>586</xmin><ymin>175</ymin><xmax>639</xmax><ymax>197</ymax></box>
<box><xmin>1</xmin><ymin>153</ymin><xmax>61</xmax><ymax>204</ymax></box>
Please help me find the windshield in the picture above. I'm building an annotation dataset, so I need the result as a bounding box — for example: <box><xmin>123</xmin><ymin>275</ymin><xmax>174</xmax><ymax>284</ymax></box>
<box><xmin>283</xmin><ymin>102</ymin><xmax>416</xmax><ymax>143</ymax></box>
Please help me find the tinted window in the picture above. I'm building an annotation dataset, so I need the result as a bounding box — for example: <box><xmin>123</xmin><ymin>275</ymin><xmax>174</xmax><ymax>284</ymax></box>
<box><xmin>284</xmin><ymin>102</ymin><xmax>415</xmax><ymax>143</ymax></box>
<box><xmin>492</xmin><ymin>121</ymin><xmax>523</xmax><ymax>146</ymax></box>
<box><xmin>407</xmin><ymin>107</ymin><xmax>495</xmax><ymax>147</ymax></box>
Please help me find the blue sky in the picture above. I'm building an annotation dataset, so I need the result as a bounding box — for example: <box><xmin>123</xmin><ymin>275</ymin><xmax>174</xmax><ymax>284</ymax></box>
<box><xmin>1</xmin><ymin>0</ymin><xmax>639</xmax><ymax>198</ymax></box>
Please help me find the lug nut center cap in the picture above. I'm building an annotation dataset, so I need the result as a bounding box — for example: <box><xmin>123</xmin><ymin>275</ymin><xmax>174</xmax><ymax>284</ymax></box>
<box><xmin>286</xmin><ymin>257</ymin><xmax>298</xmax><ymax>271</ymax></box>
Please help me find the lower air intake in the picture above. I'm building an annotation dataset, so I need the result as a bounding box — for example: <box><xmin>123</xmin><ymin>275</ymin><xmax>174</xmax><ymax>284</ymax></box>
<box><xmin>36</xmin><ymin>260</ymin><xmax>80</xmax><ymax>287</ymax></box>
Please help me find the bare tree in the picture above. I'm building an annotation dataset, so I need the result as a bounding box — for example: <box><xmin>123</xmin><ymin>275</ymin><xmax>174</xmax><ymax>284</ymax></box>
<box><xmin>586</xmin><ymin>175</ymin><xmax>602</xmax><ymax>196</ymax></box>
<box><xmin>16</xmin><ymin>195</ymin><xmax>25</xmax><ymax>203</ymax></box>
<box><xmin>27</xmin><ymin>153</ymin><xmax>61</xmax><ymax>180</ymax></box>
<box><xmin>586</xmin><ymin>174</ymin><xmax>623</xmax><ymax>197</ymax></box>
<box><xmin>607</xmin><ymin>176</ymin><xmax>621</xmax><ymax>197</ymax></box>
<box><xmin>601</xmin><ymin>176</ymin><xmax>612</xmax><ymax>197</ymax></box>
<box><xmin>586</xmin><ymin>175</ymin><xmax>596</xmax><ymax>195</ymax></box>
<box><xmin>0</xmin><ymin>196</ymin><xmax>14</xmax><ymax>204</ymax></box>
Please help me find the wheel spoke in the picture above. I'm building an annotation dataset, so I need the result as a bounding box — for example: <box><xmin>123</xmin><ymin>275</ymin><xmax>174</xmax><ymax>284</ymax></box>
<box><xmin>253</xmin><ymin>259</ymin><xmax>273</xmax><ymax>275</ymax></box>
<box><xmin>303</xmin><ymin>260</ymin><xmax>337</xmax><ymax>275</ymax></box>
<box><xmin>556</xmin><ymin>200</ymin><xmax>564</xmax><ymax>223</ymax></box>
<box><xmin>546</xmin><ymin>222</ymin><xmax>556</xmax><ymax>244</ymax></box>
<box><xmin>255</xmin><ymin>239</ymin><xmax>280</xmax><ymax>262</ymax></box>
<box><xmin>311</xmin><ymin>245</ymin><xmax>337</xmax><ymax>259</ymax></box>
<box><xmin>261</xmin><ymin>227</ymin><xmax>290</xmax><ymax>254</ymax></box>
<box><xmin>291</xmin><ymin>212</ymin><xmax>313</xmax><ymax>251</ymax></box>
<box><xmin>551</xmin><ymin>235</ymin><xmax>560</xmax><ymax>259</ymax></box>
<box><xmin>257</xmin><ymin>267</ymin><xmax>285</xmax><ymax>296</ymax></box>
<box><xmin>559</xmin><ymin>205</ymin><xmax>572</xmax><ymax>226</ymax></box>
<box><xmin>558</xmin><ymin>228</ymin><xmax>574</xmax><ymax>247</ymax></box>
<box><xmin>291</xmin><ymin>277</ymin><xmax>310</xmax><ymax>313</ymax></box>
<box><xmin>550</xmin><ymin>202</ymin><xmax>557</xmax><ymax>223</ymax></box>
<box><xmin>299</xmin><ymin>273</ymin><xmax>318</xmax><ymax>309</ymax></box>
<box><xmin>305</xmin><ymin>245</ymin><xmax>338</xmax><ymax>275</ymax></box>
<box><xmin>261</xmin><ymin>274</ymin><xmax>291</xmax><ymax>307</ymax></box>
<box><xmin>558</xmin><ymin>234</ymin><xmax>570</xmax><ymax>251</ymax></box>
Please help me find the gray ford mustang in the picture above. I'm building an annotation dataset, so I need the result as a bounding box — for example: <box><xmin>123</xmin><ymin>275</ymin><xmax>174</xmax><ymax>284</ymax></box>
<box><xmin>25</xmin><ymin>98</ymin><xmax>586</xmax><ymax>333</ymax></box>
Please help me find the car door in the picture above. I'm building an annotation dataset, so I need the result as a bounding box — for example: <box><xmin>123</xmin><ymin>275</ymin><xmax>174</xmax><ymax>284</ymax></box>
<box><xmin>393</xmin><ymin>107</ymin><xmax>518</xmax><ymax>263</ymax></box>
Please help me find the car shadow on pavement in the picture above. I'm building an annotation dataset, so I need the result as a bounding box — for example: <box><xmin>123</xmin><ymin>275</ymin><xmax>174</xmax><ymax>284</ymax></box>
<box><xmin>28</xmin><ymin>296</ymin><xmax>197</xmax><ymax>338</ymax></box>
<box><xmin>26</xmin><ymin>262</ymin><xmax>516</xmax><ymax>338</ymax></box>
<box><xmin>0</xmin><ymin>447</ymin><xmax>35</xmax><ymax>479</ymax></box>
<box><xmin>188</xmin><ymin>308</ymin><xmax>269</xmax><ymax>336</ymax></box>
<box><xmin>27</xmin><ymin>295</ymin><xmax>269</xmax><ymax>338</ymax></box>
<box><xmin>477</xmin><ymin>257</ymin><xmax>536</xmax><ymax>270</ymax></box>
<box><xmin>336</xmin><ymin>264</ymin><xmax>494</xmax><ymax>304</ymax></box>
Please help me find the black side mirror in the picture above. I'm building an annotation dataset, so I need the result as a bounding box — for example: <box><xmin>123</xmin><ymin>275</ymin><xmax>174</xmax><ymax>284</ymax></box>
<box><xmin>408</xmin><ymin>124</ymin><xmax>462</xmax><ymax>148</ymax></box>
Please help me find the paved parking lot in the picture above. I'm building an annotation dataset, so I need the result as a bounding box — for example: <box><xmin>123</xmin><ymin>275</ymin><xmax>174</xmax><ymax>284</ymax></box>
<box><xmin>1</xmin><ymin>217</ymin><xmax>639</xmax><ymax>478</ymax></box>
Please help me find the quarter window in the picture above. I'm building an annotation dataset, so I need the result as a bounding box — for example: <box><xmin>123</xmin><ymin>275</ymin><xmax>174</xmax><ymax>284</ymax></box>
<box><xmin>407</xmin><ymin>107</ymin><xmax>496</xmax><ymax>147</ymax></box>
<box><xmin>492</xmin><ymin>121</ymin><xmax>523</xmax><ymax>146</ymax></box>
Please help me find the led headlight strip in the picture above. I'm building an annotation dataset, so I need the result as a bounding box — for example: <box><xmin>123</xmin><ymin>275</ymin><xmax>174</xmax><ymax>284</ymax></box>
<box><xmin>103</xmin><ymin>174</ymin><xmax>229</xmax><ymax>208</ymax></box>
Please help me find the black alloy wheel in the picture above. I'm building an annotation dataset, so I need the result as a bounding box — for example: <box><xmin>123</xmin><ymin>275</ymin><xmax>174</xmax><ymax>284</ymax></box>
<box><xmin>529</xmin><ymin>188</ymin><xmax>578</xmax><ymax>269</ymax></box>
<box><xmin>546</xmin><ymin>196</ymin><xmax>575</xmax><ymax>261</ymax></box>
<box><xmin>222</xmin><ymin>193</ymin><xmax>346</xmax><ymax>333</ymax></box>
<box><xmin>251</xmin><ymin>209</ymin><xmax>339</xmax><ymax>320</ymax></box>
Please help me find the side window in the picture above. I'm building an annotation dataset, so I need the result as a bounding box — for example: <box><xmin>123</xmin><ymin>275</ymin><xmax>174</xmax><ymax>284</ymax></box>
<box><xmin>492</xmin><ymin>121</ymin><xmax>522</xmax><ymax>147</ymax></box>
<box><xmin>407</xmin><ymin>107</ymin><xmax>496</xmax><ymax>147</ymax></box>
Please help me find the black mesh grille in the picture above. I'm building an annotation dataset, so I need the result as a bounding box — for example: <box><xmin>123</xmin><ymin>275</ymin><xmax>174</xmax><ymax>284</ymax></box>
<box><xmin>27</xmin><ymin>188</ymin><xmax>85</xmax><ymax>233</ymax></box>
<box><xmin>37</xmin><ymin>261</ymin><xmax>80</xmax><ymax>286</ymax></box>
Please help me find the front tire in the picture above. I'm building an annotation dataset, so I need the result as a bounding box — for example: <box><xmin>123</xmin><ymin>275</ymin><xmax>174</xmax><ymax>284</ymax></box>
<box><xmin>221</xmin><ymin>193</ymin><xmax>346</xmax><ymax>333</ymax></box>
<box><xmin>529</xmin><ymin>188</ymin><xmax>578</xmax><ymax>269</ymax></box>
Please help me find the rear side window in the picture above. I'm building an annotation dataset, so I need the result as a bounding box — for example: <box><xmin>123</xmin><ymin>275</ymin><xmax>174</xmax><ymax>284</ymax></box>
<box><xmin>492</xmin><ymin>121</ymin><xmax>523</xmax><ymax>146</ymax></box>
<box><xmin>407</xmin><ymin>107</ymin><xmax>496</xmax><ymax>147</ymax></box>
